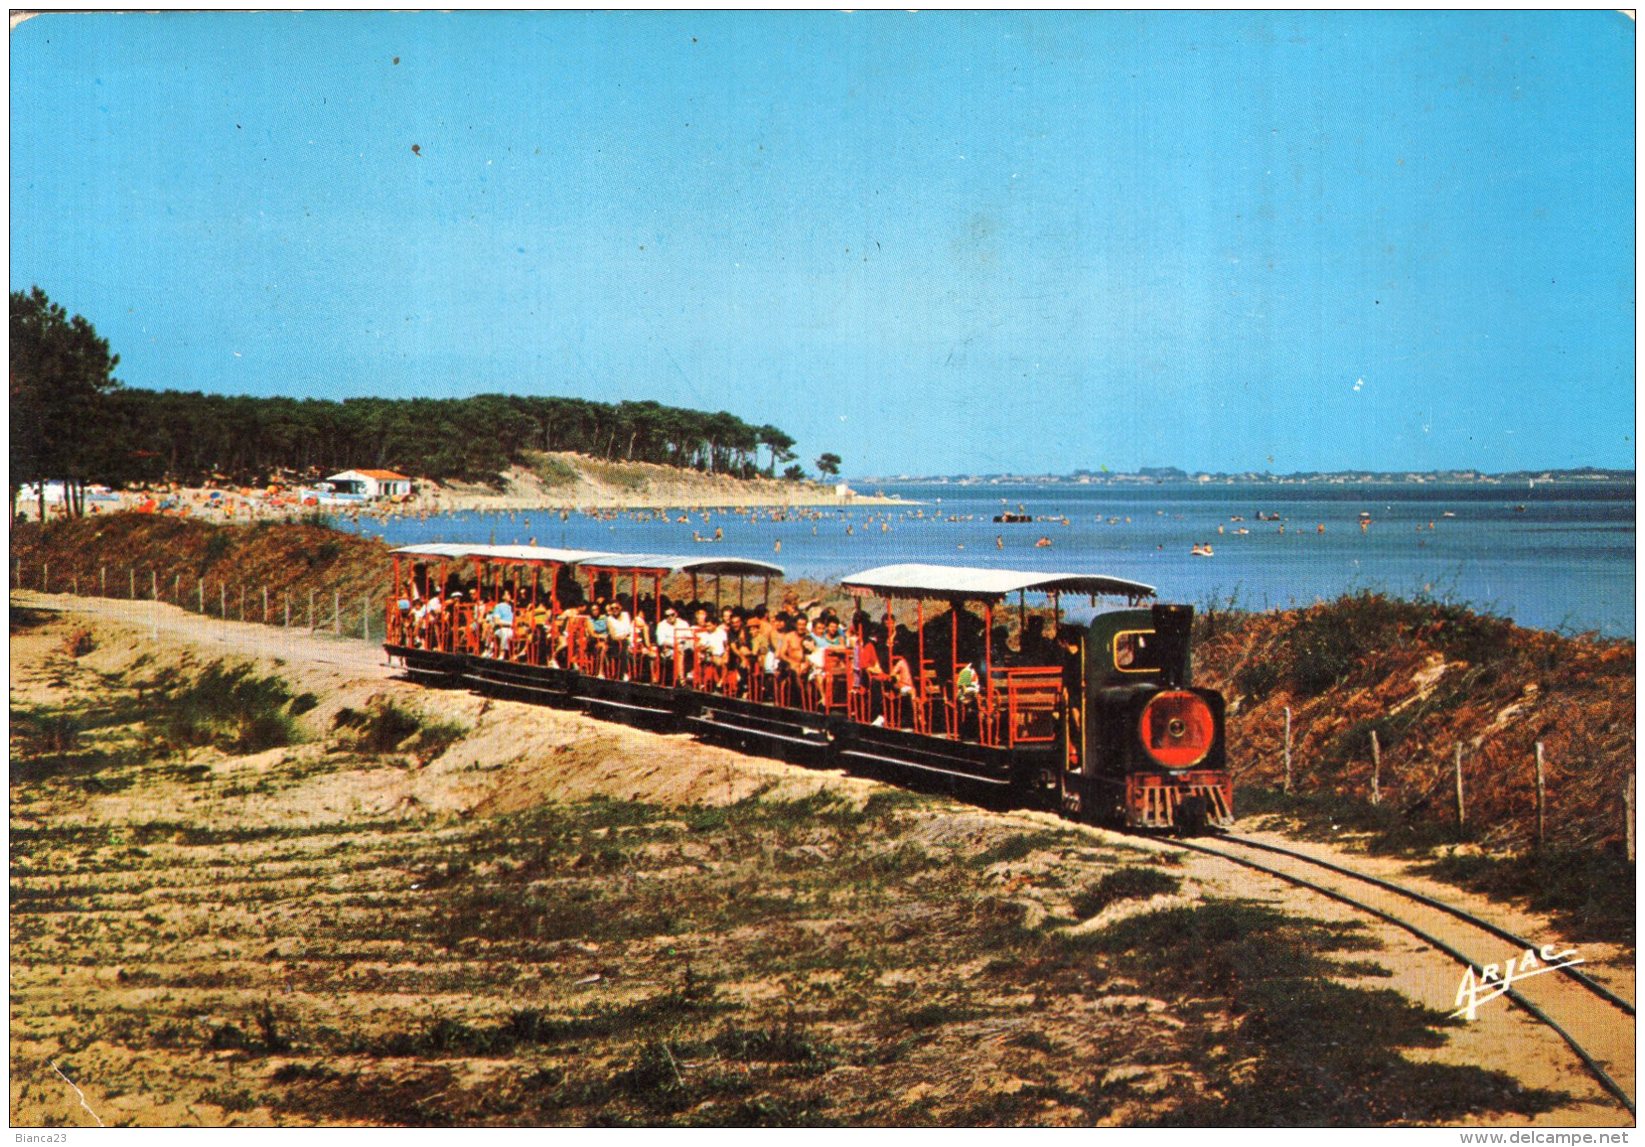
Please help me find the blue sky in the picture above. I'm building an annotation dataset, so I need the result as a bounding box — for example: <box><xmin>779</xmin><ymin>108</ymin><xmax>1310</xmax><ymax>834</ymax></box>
<box><xmin>10</xmin><ymin>10</ymin><xmax>1635</xmax><ymax>477</ymax></box>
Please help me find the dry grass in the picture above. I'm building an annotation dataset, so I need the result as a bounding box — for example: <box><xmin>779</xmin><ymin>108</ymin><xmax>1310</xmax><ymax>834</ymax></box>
<box><xmin>10</xmin><ymin>607</ymin><xmax>1572</xmax><ymax>1127</ymax></box>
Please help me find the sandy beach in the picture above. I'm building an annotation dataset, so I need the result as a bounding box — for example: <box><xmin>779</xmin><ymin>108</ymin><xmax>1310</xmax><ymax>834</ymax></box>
<box><xmin>32</xmin><ymin>455</ymin><xmax>908</xmax><ymax>528</ymax></box>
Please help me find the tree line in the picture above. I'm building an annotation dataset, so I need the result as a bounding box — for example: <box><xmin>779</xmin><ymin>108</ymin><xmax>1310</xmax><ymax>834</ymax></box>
<box><xmin>12</xmin><ymin>288</ymin><xmax>838</xmax><ymax>517</ymax></box>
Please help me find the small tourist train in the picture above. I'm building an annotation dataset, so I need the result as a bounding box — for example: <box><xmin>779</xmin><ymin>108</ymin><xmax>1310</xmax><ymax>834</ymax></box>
<box><xmin>383</xmin><ymin>544</ymin><xmax>1232</xmax><ymax>831</ymax></box>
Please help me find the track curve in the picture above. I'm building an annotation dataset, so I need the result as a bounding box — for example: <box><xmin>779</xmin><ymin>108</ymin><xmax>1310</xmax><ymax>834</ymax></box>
<box><xmin>1215</xmin><ymin>832</ymin><xmax>1635</xmax><ymax>1016</ymax></box>
<box><xmin>1171</xmin><ymin>832</ymin><xmax>1636</xmax><ymax>1117</ymax></box>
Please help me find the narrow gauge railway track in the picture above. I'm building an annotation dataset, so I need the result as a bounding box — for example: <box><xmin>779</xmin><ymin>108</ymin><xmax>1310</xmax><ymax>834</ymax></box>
<box><xmin>1169</xmin><ymin>832</ymin><xmax>1636</xmax><ymax>1117</ymax></box>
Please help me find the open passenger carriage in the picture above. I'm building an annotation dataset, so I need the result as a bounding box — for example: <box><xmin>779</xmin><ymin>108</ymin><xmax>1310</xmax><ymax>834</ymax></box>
<box><xmin>382</xmin><ymin>545</ymin><xmax>1231</xmax><ymax>830</ymax></box>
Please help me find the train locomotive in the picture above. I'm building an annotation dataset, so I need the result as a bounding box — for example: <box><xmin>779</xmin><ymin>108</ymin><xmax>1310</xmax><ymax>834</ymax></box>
<box><xmin>383</xmin><ymin>545</ymin><xmax>1232</xmax><ymax>831</ymax></box>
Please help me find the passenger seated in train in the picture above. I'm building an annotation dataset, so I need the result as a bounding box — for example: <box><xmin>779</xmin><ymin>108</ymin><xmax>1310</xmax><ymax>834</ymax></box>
<box><xmin>414</xmin><ymin>588</ymin><xmax>442</xmax><ymax>649</ymax></box>
<box><xmin>692</xmin><ymin>607</ymin><xmax>728</xmax><ymax>688</ymax></box>
<box><xmin>605</xmin><ymin>602</ymin><xmax>633</xmax><ymax>679</ymax></box>
<box><xmin>954</xmin><ymin>659</ymin><xmax>983</xmax><ymax>738</ymax></box>
<box><xmin>630</xmin><ymin>609</ymin><xmax>654</xmax><ymax>682</ymax></box>
<box><xmin>554</xmin><ymin>601</ymin><xmax>585</xmax><ymax>669</ymax></box>
<box><xmin>887</xmin><ymin>648</ymin><xmax>916</xmax><ymax>719</ymax></box>
<box><xmin>489</xmin><ymin>592</ymin><xmax>515</xmax><ymax>658</ymax></box>
<box><xmin>528</xmin><ymin>598</ymin><xmax>552</xmax><ymax>663</ymax></box>
<box><xmin>472</xmin><ymin>593</ymin><xmax>493</xmax><ymax>654</ymax></box>
<box><xmin>589</xmin><ymin>599</ymin><xmax>610</xmax><ymax>669</ymax></box>
<box><xmin>774</xmin><ymin>612</ymin><xmax>808</xmax><ymax>701</ymax></box>
<box><xmin>655</xmin><ymin>605</ymin><xmax>683</xmax><ymax>684</ymax></box>
<box><xmin>725</xmin><ymin>611</ymin><xmax>752</xmax><ymax>695</ymax></box>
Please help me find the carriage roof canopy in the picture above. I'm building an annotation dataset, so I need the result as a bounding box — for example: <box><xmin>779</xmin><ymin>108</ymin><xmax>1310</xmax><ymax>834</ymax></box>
<box><xmin>389</xmin><ymin>543</ymin><xmax>616</xmax><ymax>564</ymax></box>
<box><xmin>389</xmin><ymin>544</ymin><xmax>782</xmax><ymax>579</ymax></box>
<box><xmin>841</xmin><ymin>563</ymin><xmax>1155</xmax><ymax>603</ymax></box>
<box><xmin>577</xmin><ymin>553</ymin><xmax>785</xmax><ymax>578</ymax></box>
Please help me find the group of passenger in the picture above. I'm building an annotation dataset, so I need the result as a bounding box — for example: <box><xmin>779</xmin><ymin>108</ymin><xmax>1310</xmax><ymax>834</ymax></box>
<box><xmin>393</xmin><ymin>578</ymin><xmax>1081</xmax><ymax>735</ymax></box>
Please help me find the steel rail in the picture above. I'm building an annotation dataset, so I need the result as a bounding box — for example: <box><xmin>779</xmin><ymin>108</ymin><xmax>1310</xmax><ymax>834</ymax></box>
<box><xmin>1171</xmin><ymin>835</ymin><xmax>1635</xmax><ymax>1117</ymax></box>
<box><xmin>1214</xmin><ymin>832</ymin><xmax>1635</xmax><ymax>1017</ymax></box>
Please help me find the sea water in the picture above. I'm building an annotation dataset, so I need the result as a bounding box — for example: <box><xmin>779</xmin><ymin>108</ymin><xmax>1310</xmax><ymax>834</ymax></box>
<box><xmin>357</xmin><ymin>481</ymin><xmax>1635</xmax><ymax>638</ymax></box>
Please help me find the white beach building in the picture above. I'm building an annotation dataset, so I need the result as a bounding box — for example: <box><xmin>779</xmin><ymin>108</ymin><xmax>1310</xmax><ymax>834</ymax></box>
<box><xmin>324</xmin><ymin>469</ymin><xmax>413</xmax><ymax>499</ymax></box>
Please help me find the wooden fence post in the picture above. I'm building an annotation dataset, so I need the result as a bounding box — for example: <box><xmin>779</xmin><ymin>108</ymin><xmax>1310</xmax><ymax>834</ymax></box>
<box><xmin>362</xmin><ymin>596</ymin><xmax>370</xmax><ymax>642</ymax></box>
<box><xmin>199</xmin><ymin>581</ymin><xmax>205</xmax><ymax>613</ymax></box>
<box><xmin>174</xmin><ymin>573</ymin><xmax>181</xmax><ymax>600</ymax></box>
<box><xmin>240</xmin><ymin>586</ymin><xmax>246</xmax><ymax>621</ymax></box>
<box><xmin>1534</xmin><ymin>742</ymin><xmax>1546</xmax><ymax>849</ymax></box>
<box><xmin>220</xmin><ymin>583</ymin><xmax>227</xmax><ymax>618</ymax></box>
<box><xmin>42</xmin><ymin>562</ymin><xmax>49</xmax><ymax>592</ymax></box>
<box><xmin>1370</xmin><ymin>729</ymin><xmax>1382</xmax><ymax>806</ymax></box>
<box><xmin>263</xmin><ymin>586</ymin><xmax>270</xmax><ymax>623</ymax></box>
<box><xmin>129</xmin><ymin>569</ymin><xmax>135</xmax><ymax>599</ymax></box>
<box><xmin>334</xmin><ymin>591</ymin><xmax>341</xmax><ymax>635</ymax></box>
<box><xmin>72</xmin><ymin>575</ymin><xmax>78</xmax><ymax>596</ymax></box>
<box><xmin>1454</xmin><ymin>744</ymin><xmax>1466</xmax><ymax>831</ymax></box>
<box><xmin>1627</xmin><ymin>775</ymin><xmax>1635</xmax><ymax>864</ymax></box>
<box><xmin>285</xmin><ymin>598</ymin><xmax>290</xmax><ymax>628</ymax></box>
<box><xmin>100</xmin><ymin>566</ymin><xmax>106</xmax><ymax>596</ymax></box>
<box><xmin>151</xmin><ymin>569</ymin><xmax>158</xmax><ymax>600</ymax></box>
<box><xmin>1282</xmin><ymin>706</ymin><xmax>1293</xmax><ymax>794</ymax></box>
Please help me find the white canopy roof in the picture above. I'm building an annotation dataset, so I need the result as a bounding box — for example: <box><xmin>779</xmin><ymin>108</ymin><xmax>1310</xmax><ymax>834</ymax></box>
<box><xmin>577</xmin><ymin>552</ymin><xmax>785</xmax><ymax>578</ymax></box>
<box><xmin>390</xmin><ymin>543</ymin><xmax>614</xmax><ymax>564</ymax></box>
<box><xmin>388</xmin><ymin>544</ymin><xmax>783</xmax><ymax>578</ymax></box>
<box><xmin>842</xmin><ymin>563</ymin><xmax>1155</xmax><ymax>602</ymax></box>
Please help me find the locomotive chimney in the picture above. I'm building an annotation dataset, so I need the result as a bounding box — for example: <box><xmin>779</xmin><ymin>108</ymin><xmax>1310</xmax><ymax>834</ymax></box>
<box><xmin>1151</xmin><ymin>604</ymin><xmax>1193</xmax><ymax>688</ymax></box>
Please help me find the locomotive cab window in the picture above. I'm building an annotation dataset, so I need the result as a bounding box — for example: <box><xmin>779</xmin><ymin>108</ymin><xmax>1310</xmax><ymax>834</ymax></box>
<box><xmin>1112</xmin><ymin>629</ymin><xmax>1161</xmax><ymax>674</ymax></box>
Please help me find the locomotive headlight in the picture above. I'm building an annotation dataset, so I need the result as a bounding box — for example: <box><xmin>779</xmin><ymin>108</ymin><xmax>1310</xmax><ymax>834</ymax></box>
<box><xmin>1139</xmin><ymin>690</ymin><xmax>1214</xmax><ymax>769</ymax></box>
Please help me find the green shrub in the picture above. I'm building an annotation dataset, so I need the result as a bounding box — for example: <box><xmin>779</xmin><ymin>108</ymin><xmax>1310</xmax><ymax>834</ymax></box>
<box><xmin>1320</xmin><ymin>714</ymin><xmax>1408</xmax><ymax>771</ymax></box>
<box><xmin>151</xmin><ymin>662</ymin><xmax>307</xmax><ymax>757</ymax></box>
<box><xmin>528</xmin><ymin>453</ymin><xmax>580</xmax><ymax>488</ymax></box>
<box><xmin>199</xmin><ymin>531</ymin><xmax>233</xmax><ymax>573</ymax></box>
<box><xmin>711</xmin><ymin>1021</ymin><xmax>838</xmax><ymax>1066</ymax></box>
<box><xmin>1070</xmin><ymin>866</ymin><xmax>1182</xmax><ymax>917</ymax></box>
<box><xmin>409</xmin><ymin>718</ymin><xmax>467</xmax><ymax>763</ymax></box>
<box><xmin>1282</xmin><ymin>592</ymin><xmax>1418</xmax><ymax>697</ymax></box>
<box><xmin>1234</xmin><ymin>657</ymin><xmax>1283</xmax><ymax>700</ymax></box>
<box><xmin>332</xmin><ymin>700</ymin><xmax>426</xmax><ymax>753</ymax></box>
<box><xmin>973</xmin><ymin>830</ymin><xmax>1069</xmax><ymax>867</ymax></box>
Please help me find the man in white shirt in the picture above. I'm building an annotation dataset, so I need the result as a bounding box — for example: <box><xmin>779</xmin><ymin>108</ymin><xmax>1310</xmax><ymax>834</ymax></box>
<box><xmin>607</xmin><ymin>602</ymin><xmax>634</xmax><ymax>679</ymax></box>
<box><xmin>655</xmin><ymin>606</ymin><xmax>681</xmax><ymax>684</ymax></box>
<box><xmin>415</xmin><ymin>590</ymin><xmax>441</xmax><ymax>648</ymax></box>
<box><xmin>693</xmin><ymin>607</ymin><xmax>728</xmax><ymax>687</ymax></box>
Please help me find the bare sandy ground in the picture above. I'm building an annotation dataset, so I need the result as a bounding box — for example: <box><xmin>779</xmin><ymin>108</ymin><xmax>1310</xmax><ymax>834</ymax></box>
<box><xmin>9</xmin><ymin>592</ymin><xmax>1633</xmax><ymax>1127</ymax></box>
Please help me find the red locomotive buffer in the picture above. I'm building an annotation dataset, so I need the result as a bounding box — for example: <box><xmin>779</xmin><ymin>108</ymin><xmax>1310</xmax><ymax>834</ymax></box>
<box><xmin>382</xmin><ymin>547</ymin><xmax>1232</xmax><ymax>832</ymax></box>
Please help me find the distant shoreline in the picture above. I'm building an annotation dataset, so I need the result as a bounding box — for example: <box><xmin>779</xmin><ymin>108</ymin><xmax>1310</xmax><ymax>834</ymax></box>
<box><xmin>860</xmin><ymin>468</ymin><xmax>1635</xmax><ymax>487</ymax></box>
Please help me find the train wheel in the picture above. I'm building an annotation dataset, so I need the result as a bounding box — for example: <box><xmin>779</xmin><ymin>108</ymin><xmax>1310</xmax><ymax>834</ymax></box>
<box><xmin>1057</xmin><ymin>771</ymin><xmax>1082</xmax><ymax>819</ymax></box>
